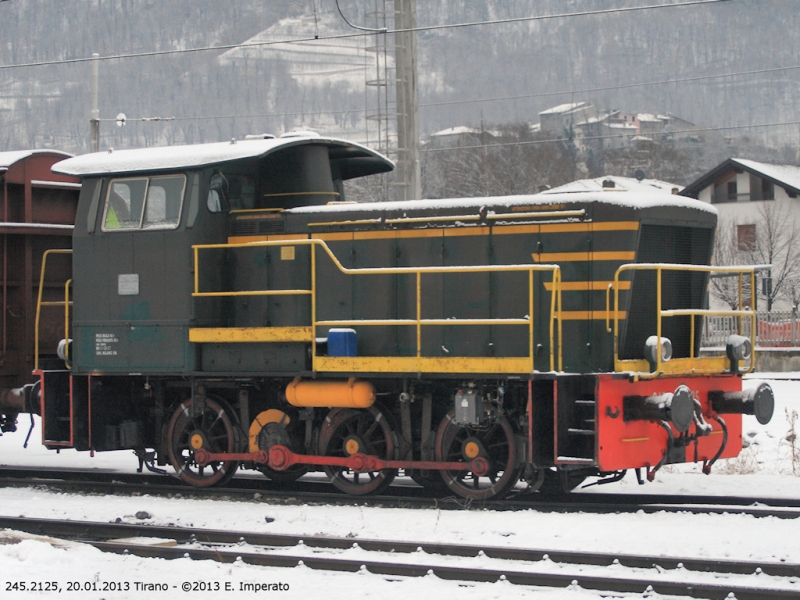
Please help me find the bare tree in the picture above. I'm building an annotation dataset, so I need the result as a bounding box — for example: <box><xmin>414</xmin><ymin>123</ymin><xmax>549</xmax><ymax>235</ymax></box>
<box><xmin>421</xmin><ymin>124</ymin><xmax>578</xmax><ymax>199</ymax></box>
<box><xmin>711</xmin><ymin>201</ymin><xmax>800</xmax><ymax>311</ymax></box>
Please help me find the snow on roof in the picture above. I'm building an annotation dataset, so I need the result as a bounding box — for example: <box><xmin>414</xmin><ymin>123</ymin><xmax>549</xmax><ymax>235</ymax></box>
<box><xmin>539</xmin><ymin>102</ymin><xmax>587</xmax><ymax>115</ymax></box>
<box><xmin>732</xmin><ymin>158</ymin><xmax>800</xmax><ymax>191</ymax></box>
<box><xmin>429</xmin><ymin>126</ymin><xmax>481</xmax><ymax>137</ymax></box>
<box><xmin>289</xmin><ymin>183</ymin><xmax>714</xmax><ymax>216</ymax></box>
<box><xmin>542</xmin><ymin>175</ymin><xmax>688</xmax><ymax>196</ymax></box>
<box><xmin>637</xmin><ymin>113</ymin><xmax>661</xmax><ymax>122</ymax></box>
<box><xmin>607</xmin><ymin>123</ymin><xmax>638</xmax><ymax>130</ymax></box>
<box><xmin>52</xmin><ymin>136</ymin><xmax>393</xmax><ymax>178</ymax></box>
<box><xmin>0</xmin><ymin>149</ymin><xmax>72</xmax><ymax>171</ymax></box>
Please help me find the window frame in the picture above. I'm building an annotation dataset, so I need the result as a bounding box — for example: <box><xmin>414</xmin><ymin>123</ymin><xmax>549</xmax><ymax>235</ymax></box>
<box><xmin>737</xmin><ymin>223</ymin><xmax>757</xmax><ymax>252</ymax></box>
<box><xmin>101</xmin><ymin>174</ymin><xmax>187</xmax><ymax>233</ymax></box>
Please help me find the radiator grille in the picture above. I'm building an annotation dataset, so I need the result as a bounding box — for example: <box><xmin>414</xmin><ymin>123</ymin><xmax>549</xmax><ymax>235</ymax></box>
<box><xmin>620</xmin><ymin>225</ymin><xmax>713</xmax><ymax>360</ymax></box>
<box><xmin>231</xmin><ymin>219</ymin><xmax>285</xmax><ymax>236</ymax></box>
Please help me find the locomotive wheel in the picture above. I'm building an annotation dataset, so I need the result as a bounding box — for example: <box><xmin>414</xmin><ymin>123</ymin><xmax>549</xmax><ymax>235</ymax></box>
<box><xmin>167</xmin><ymin>397</ymin><xmax>241</xmax><ymax>487</ymax></box>
<box><xmin>435</xmin><ymin>410</ymin><xmax>520</xmax><ymax>501</ymax></box>
<box><xmin>318</xmin><ymin>405</ymin><xmax>397</xmax><ymax>496</ymax></box>
<box><xmin>251</xmin><ymin>410</ymin><xmax>308</xmax><ymax>483</ymax></box>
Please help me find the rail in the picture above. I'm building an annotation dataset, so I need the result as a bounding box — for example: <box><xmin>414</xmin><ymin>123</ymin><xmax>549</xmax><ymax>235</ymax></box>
<box><xmin>192</xmin><ymin>239</ymin><xmax>563</xmax><ymax>373</ymax></box>
<box><xmin>607</xmin><ymin>263</ymin><xmax>758</xmax><ymax>377</ymax></box>
<box><xmin>34</xmin><ymin>249</ymin><xmax>73</xmax><ymax>371</ymax></box>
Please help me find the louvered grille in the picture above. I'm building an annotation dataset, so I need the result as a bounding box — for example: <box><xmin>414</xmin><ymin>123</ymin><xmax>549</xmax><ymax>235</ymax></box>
<box><xmin>231</xmin><ymin>219</ymin><xmax>285</xmax><ymax>236</ymax></box>
<box><xmin>620</xmin><ymin>225</ymin><xmax>713</xmax><ymax>360</ymax></box>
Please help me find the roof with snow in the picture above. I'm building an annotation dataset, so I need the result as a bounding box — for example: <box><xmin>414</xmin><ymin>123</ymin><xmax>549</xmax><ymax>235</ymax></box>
<box><xmin>543</xmin><ymin>175</ymin><xmax>684</xmax><ymax>197</ymax></box>
<box><xmin>680</xmin><ymin>158</ymin><xmax>800</xmax><ymax>199</ymax></box>
<box><xmin>52</xmin><ymin>135</ymin><xmax>394</xmax><ymax>179</ymax></box>
<box><xmin>539</xmin><ymin>102</ymin><xmax>588</xmax><ymax>116</ymax></box>
<box><xmin>0</xmin><ymin>149</ymin><xmax>73</xmax><ymax>172</ymax></box>
<box><xmin>288</xmin><ymin>182</ymin><xmax>714</xmax><ymax>216</ymax></box>
<box><xmin>429</xmin><ymin>126</ymin><xmax>482</xmax><ymax>137</ymax></box>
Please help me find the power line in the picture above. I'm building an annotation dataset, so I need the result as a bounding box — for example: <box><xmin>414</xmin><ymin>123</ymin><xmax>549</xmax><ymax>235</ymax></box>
<box><xmin>420</xmin><ymin>64</ymin><xmax>800</xmax><ymax>109</ymax></box>
<box><xmin>420</xmin><ymin>119</ymin><xmax>800</xmax><ymax>154</ymax></box>
<box><xmin>0</xmin><ymin>0</ymin><xmax>729</xmax><ymax>71</ymax></box>
<box><xmin>124</xmin><ymin>61</ymin><xmax>800</xmax><ymax>125</ymax></box>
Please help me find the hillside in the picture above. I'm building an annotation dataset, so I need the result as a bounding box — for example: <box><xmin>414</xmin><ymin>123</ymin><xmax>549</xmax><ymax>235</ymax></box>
<box><xmin>0</xmin><ymin>0</ymin><xmax>796</xmax><ymax>165</ymax></box>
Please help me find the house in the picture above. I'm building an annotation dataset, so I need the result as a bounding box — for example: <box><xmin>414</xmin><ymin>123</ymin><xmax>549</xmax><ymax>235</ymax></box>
<box><xmin>681</xmin><ymin>158</ymin><xmax>800</xmax><ymax>205</ymax></box>
<box><xmin>539</xmin><ymin>102</ymin><xmax>597</xmax><ymax>137</ymax></box>
<box><xmin>681</xmin><ymin>158</ymin><xmax>800</xmax><ymax>310</ymax></box>
<box><xmin>426</xmin><ymin>126</ymin><xmax>493</xmax><ymax>149</ymax></box>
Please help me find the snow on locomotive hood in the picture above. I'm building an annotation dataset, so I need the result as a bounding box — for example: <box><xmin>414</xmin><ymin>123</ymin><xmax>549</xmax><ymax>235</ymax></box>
<box><xmin>288</xmin><ymin>187</ymin><xmax>718</xmax><ymax>216</ymax></box>
<box><xmin>51</xmin><ymin>135</ymin><xmax>394</xmax><ymax>179</ymax></box>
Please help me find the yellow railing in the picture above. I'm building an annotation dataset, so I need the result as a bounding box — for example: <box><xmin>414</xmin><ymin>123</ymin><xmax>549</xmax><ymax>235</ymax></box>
<box><xmin>34</xmin><ymin>249</ymin><xmax>73</xmax><ymax>371</ymax></box>
<box><xmin>192</xmin><ymin>239</ymin><xmax>563</xmax><ymax>373</ymax></box>
<box><xmin>607</xmin><ymin>263</ymin><xmax>757</xmax><ymax>377</ymax></box>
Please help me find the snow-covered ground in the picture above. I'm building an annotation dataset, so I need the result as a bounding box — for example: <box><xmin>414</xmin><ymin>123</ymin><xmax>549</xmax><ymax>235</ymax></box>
<box><xmin>0</xmin><ymin>375</ymin><xmax>798</xmax><ymax>599</ymax></box>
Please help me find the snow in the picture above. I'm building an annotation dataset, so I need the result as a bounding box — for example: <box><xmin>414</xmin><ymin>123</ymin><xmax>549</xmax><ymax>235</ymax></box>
<box><xmin>731</xmin><ymin>158</ymin><xmax>800</xmax><ymax>193</ymax></box>
<box><xmin>539</xmin><ymin>102</ymin><xmax>588</xmax><ymax>115</ymax></box>
<box><xmin>429</xmin><ymin>126</ymin><xmax>482</xmax><ymax>137</ymax></box>
<box><xmin>543</xmin><ymin>176</ymin><xmax>684</xmax><ymax>196</ymax></box>
<box><xmin>52</xmin><ymin>136</ymin><xmax>392</xmax><ymax>177</ymax></box>
<box><xmin>0</xmin><ymin>375</ymin><xmax>798</xmax><ymax>599</ymax></box>
<box><xmin>0</xmin><ymin>150</ymin><xmax>72</xmax><ymax>170</ymax></box>
<box><xmin>289</xmin><ymin>189</ymin><xmax>717</xmax><ymax>215</ymax></box>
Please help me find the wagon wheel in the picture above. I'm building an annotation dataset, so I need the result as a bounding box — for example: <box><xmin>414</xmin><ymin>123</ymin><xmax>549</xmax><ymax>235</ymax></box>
<box><xmin>435</xmin><ymin>410</ymin><xmax>520</xmax><ymax>501</ymax></box>
<box><xmin>318</xmin><ymin>405</ymin><xmax>397</xmax><ymax>495</ymax></box>
<box><xmin>167</xmin><ymin>397</ymin><xmax>241</xmax><ymax>487</ymax></box>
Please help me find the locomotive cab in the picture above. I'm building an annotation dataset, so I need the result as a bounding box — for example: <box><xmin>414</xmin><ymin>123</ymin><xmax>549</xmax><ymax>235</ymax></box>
<box><xmin>36</xmin><ymin>136</ymin><xmax>390</xmax><ymax>451</ymax></box>
<box><xmin>59</xmin><ymin>137</ymin><xmax>391</xmax><ymax>377</ymax></box>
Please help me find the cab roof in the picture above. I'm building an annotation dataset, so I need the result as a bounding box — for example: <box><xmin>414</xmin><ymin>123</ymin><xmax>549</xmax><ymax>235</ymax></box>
<box><xmin>52</xmin><ymin>135</ymin><xmax>394</xmax><ymax>179</ymax></box>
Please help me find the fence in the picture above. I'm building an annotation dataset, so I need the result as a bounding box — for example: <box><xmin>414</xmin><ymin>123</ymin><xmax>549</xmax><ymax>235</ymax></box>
<box><xmin>702</xmin><ymin>311</ymin><xmax>800</xmax><ymax>347</ymax></box>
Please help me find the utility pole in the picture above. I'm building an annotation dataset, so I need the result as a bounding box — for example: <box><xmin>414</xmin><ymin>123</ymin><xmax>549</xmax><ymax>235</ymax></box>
<box><xmin>90</xmin><ymin>53</ymin><xmax>100</xmax><ymax>152</ymax></box>
<box><xmin>394</xmin><ymin>0</ymin><xmax>421</xmax><ymax>200</ymax></box>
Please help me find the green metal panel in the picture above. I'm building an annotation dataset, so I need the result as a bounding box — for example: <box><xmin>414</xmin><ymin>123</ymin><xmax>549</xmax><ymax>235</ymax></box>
<box><xmin>351</xmin><ymin>236</ymin><xmax>398</xmax><ymax>357</ymax></box>
<box><xmin>395</xmin><ymin>232</ymin><xmax>444</xmax><ymax>358</ymax></box>
<box><xmin>442</xmin><ymin>232</ymin><xmax>492</xmax><ymax>357</ymax></box>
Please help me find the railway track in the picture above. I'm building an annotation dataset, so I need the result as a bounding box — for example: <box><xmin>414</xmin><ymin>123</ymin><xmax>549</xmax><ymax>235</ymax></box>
<box><xmin>1</xmin><ymin>466</ymin><xmax>799</xmax><ymax>518</ymax></box>
<box><xmin>1</xmin><ymin>516</ymin><xmax>798</xmax><ymax>600</ymax></box>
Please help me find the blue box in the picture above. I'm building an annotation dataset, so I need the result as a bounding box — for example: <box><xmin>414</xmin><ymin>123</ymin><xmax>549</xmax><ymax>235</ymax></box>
<box><xmin>327</xmin><ymin>328</ymin><xmax>357</xmax><ymax>357</ymax></box>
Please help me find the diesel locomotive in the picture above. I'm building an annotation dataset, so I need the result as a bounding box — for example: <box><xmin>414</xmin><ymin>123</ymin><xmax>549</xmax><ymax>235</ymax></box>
<box><xmin>0</xmin><ymin>133</ymin><xmax>774</xmax><ymax>500</ymax></box>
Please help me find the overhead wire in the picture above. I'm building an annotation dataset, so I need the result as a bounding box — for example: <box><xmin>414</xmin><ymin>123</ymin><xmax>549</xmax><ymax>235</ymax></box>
<box><xmin>0</xmin><ymin>0</ymin><xmax>729</xmax><ymax>71</ymax></box>
<box><xmin>420</xmin><ymin>64</ymin><xmax>800</xmax><ymax>109</ymax></box>
<box><xmin>119</xmin><ymin>62</ymin><xmax>800</xmax><ymax>125</ymax></box>
<box><xmin>420</xmin><ymin>119</ymin><xmax>800</xmax><ymax>154</ymax></box>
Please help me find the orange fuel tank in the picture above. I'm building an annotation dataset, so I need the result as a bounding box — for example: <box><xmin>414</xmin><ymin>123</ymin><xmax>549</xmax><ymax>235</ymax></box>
<box><xmin>285</xmin><ymin>377</ymin><xmax>376</xmax><ymax>408</ymax></box>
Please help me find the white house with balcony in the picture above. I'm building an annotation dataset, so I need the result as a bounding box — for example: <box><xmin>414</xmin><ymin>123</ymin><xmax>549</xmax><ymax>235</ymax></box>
<box><xmin>680</xmin><ymin>158</ymin><xmax>800</xmax><ymax>245</ymax></box>
<box><xmin>681</xmin><ymin>158</ymin><xmax>800</xmax><ymax>318</ymax></box>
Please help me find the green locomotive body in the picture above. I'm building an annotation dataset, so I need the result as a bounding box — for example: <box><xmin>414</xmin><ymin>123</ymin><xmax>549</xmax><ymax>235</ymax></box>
<box><xmin>23</xmin><ymin>134</ymin><xmax>771</xmax><ymax>499</ymax></box>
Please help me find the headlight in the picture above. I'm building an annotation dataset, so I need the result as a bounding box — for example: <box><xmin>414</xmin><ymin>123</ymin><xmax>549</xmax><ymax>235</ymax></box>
<box><xmin>645</xmin><ymin>336</ymin><xmax>672</xmax><ymax>365</ymax></box>
<box><xmin>726</xmin><ymin>334</ymin><xmax>752</xmax><ymax>362</ymax></box>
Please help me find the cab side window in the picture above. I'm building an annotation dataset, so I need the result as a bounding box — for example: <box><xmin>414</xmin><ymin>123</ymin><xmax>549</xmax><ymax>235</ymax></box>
<box><xmin>144</xmin><ymin>176</ymin><xmax>185</xmax><ymax>229</ymax></box>
<box><xmin>102</xmin><ymin>175</ymin><xmax>186</xmax><ymax>231</ymax></box>
<box><xmin>206</xmin><ymin>171</ymin><xmax>255</xmax><ymax>213</ymax></box>
<box><xmin>207</xmin><ymin>172</ymin><xmax>227</xmax><ymax>213</ymax></box>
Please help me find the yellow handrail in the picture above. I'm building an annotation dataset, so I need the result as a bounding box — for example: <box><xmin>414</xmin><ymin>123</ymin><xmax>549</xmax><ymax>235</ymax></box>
<box><xmin>192</xmin><ymin>239</ymin><xmax>563</xmax><ymax>372</ymax></box>
<box><xmin>34</xmin><ymin>249</ymin><xmax>73</xmax><ymax>371</ymax></box>
<box><xmin>608</xmin><ymin>263</ymin><xmax>758</xmax><ymax>377</ymax></box>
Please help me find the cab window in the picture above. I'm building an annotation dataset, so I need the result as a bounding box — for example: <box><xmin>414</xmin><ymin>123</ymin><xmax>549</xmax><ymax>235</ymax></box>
<box><xmin>206</xmin><ymin>171</ymin><xmax>255</xmax><ymax>213</ymax></box>
<box><xmin>103</xmin><ymin>175</ymin><xmax>186</xmax><ymax>231</ymax></box>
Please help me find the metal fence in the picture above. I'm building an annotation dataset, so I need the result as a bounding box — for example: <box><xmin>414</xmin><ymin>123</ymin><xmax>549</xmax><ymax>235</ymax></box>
<box><xmin>702</xmin><ymin>311</ymin><xmax>800</xmax><ymax>347</ymax></box>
